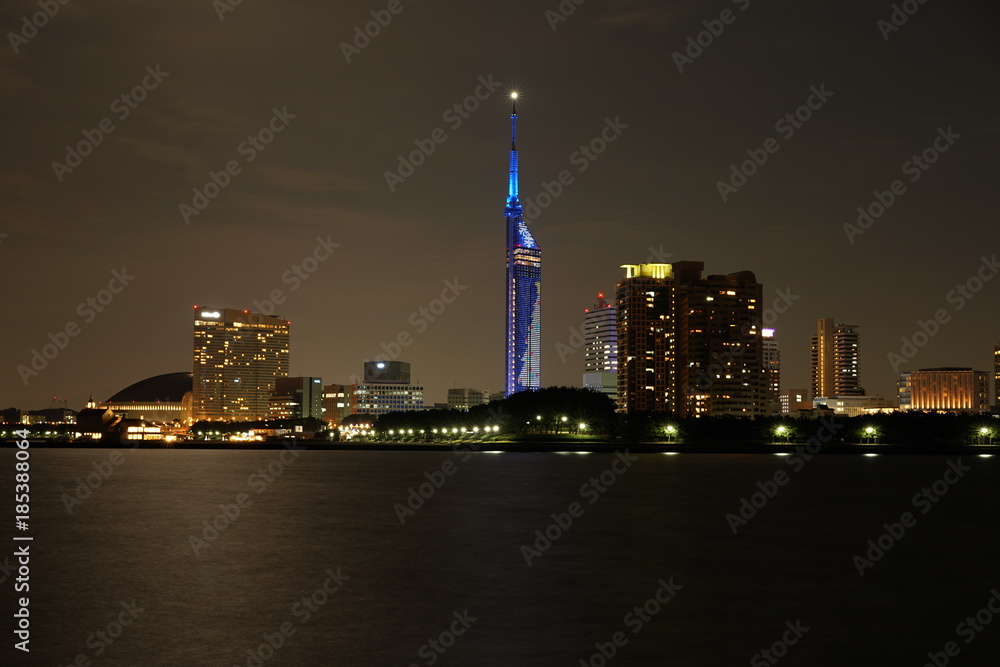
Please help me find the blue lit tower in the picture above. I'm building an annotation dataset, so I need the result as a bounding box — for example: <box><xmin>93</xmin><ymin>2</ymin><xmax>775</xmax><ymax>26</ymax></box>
<box><xmin>504</xmin><ymin>93</ymin><xmax>541</xmax><ymax>396</ymax></box>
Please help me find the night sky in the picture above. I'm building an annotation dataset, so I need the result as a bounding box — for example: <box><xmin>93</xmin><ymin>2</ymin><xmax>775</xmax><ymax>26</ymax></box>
<box><xmin>2</xmin><ymin>0</ymin><xmax>998</xmax><ymax>409</ymax></box>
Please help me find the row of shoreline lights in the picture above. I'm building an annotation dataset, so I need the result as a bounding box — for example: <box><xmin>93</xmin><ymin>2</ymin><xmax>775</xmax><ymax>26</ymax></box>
<box><xmin>385</xmin><ymin>426</ymin><xmax>502</xmax><ymax>437</ymax></box>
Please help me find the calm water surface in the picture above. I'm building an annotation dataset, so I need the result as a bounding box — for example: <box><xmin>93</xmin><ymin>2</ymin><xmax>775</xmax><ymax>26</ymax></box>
<box><xmin>3</xmin><ymin>448</ymin><xmax>999</xmax><ymax>666</ymax></box>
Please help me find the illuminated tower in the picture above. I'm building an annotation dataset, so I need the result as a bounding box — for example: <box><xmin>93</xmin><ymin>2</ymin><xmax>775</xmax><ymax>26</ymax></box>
<box><xmin>504</xmin><ymin>93</ymin><xmax>541</xmax><ymax>396</ymax></box>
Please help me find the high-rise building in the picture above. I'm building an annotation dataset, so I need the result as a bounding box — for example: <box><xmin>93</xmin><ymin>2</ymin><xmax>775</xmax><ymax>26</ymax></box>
<box><xmin>192</xmin><ymin>307</ymin><xmax>290</xmax><ymax>421</ymax></box>
<box><xmin>584</xmin><ymin>293</ymin><xmax>617</xmax><ymax>373</ymax></box>
<box><xmin>355</xmin><ymin>361</ymin><xmax>424</xmax><ymax>415</ymax></box>
<box><xmin>811</xmin><ymin>318</ymin><xmax>862</xmax><ymax>398</ymax></box>
<box><xmin>762</xmin><ymin>328</ymin><xmax>780</xmax><ymax>411</ymax></box>
<box><xmin>616</xmin><ymin>262</ymin><xmax>765</xmax><ymax>417</ymax></box>
<box><xmin>582</xmin><ymin>293</ymin><xmax>618</xmax><ymax>403</ymax></box>
<box><xmin>994</xmin><ymin>345</ymin><xmax>999</xmax><ymax>408</ymax></box>
<box><xmin>617</xmin><ymin>263</ymin><xmax>674</xmax><ymax>413</ymax></box>
<box><xmin>269</xmin><ymin>376</ymin><xmax>323</xmax><ymax>420</ymax></box>
<box><xmin>672</xmin><ymin>262</ymin><xmax>765</xmax><ymax>417</ymax></box>
<box><xmin>504</xmin><ymin>94</ymin><xmax>542</xmax><ymax>396</ymax></box>
<box><xmin>906</xmin><ymin>368</ymin><xmax>989</xmax><ymax>412</ymax></box>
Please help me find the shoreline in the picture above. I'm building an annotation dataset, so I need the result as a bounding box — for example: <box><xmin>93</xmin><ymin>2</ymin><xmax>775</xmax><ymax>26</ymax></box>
<box><xmin>3</xmin><ymin>440</ymin><xmax>998</xmax><ymax>455</ymax></box>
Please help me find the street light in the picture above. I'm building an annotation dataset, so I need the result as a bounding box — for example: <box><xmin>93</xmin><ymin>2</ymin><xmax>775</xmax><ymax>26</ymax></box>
<box><xmin>665</xmin><ymin>424</ymin><xmax>677</xmax><ymax>443</ymax></box>
<box><xmin>775</xmin><ymin>425</ymin><xmax>790</xmax><ymax>443</ymax></box>
<box><xmin>977</xmin><ymin>426</ymin><xmax>994</xmax><ymax>445</ymax></box>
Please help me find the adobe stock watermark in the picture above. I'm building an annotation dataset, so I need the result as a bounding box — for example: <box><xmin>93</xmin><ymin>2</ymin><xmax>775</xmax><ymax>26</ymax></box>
<box><xmin>384</xmin><ymin>74</ymin><xmax>503</xmax><ymax>192</ymax></box>
<box><xmin>51</xmin><ymin>65</ymin><xmax>170</xmax><ymax>183</ymax></box>
<box><xmin>16</xmin><ymin>267</ymin><xmax>135</xmax><ymax>386</ymax></box>
<box><xmin>340</xmin><ymin>0</ymin><xmax>417</xmax><ymax>63</ymax></box>
<box><xmin>61</xmin><ymin>444</ymin><xmax>139</xmax><ymax>515</ymax></box>
<box><xmin>878</xmin><ymin>0</ymin><xmax>931</xmax><ymax>41</ymax></box>
<box><xmin>520</xmin><ymin>451</ymin><xmax>638</xmax><ymax>566</ymax></box>
<box><xmin>213</xmin><ymin>0</ymin><xmax>246</xmax><ymax>21</ymax></box>
<box><xmin>408</xmin><ymin>610</ymin><xmax>477</xmax><ymax>667</ymax></box>
<box><xmin>522</xmin><ymin>116</ymin><xmax>629</xmax><ymax>224</ymax></box>
<box><xmin>352</xmin><ymin>277</ymin><xmax>468</xmax><ymax>376</ymax></box>
<box><xmin>726</xmin><ymin>417</ymin><xmax>842</xmax><ymax>535</ymax></box>
<box><xmin>578</xmin><ymin>577</ymin><xmax>682</xmax><ymax>666</ymax></box>
<box><xmin>716</xmin><ymin>84</ymin><xmax>834</xmax><ymax>202</ymax></box>
<box><xmin>544</xmin><ymin>0</ymin><xmax>587</xmax><ymax>31</ymax></box>
<box><xmin>887</xmin><ymin>254</ymin><xmax>998</xmax><ymax>372</ymax></box>
<box><xmin>750</xmin><ymin>620</ymin><xmax>810</xmax><ymax>667</ymax></box>
<box><xmin>7</xmin><ymin>0</ymin><xmax>72</xmax><ymax>54</ymax></box>
<box><xmin>922</xmin><ymin>588</ymin><xmax>1000</xmax><ymax>667</ymax></box>
<box><xmin>393</xmin><ymin>457</ymin><xmax>458</xmax><ymax>524</ymax></box>
<box><xmin>852</xmin><ymin>458</ymin><xmax>970</xmax><ymax>576</ymax></box>
<box><xmin>57</xmin><ymin>599</ymin><xmax>144</xmax><ymax>664</ymax></box>
<box><xmin>252</xmin><ymin>236</ymin><xmax>341</xmax><ymax>316</ymax></box>
<box><xmin>188</xmin><ymin>440</ymin><xmax>305</xmax><ymax>557</ymax></box>
<box><xmin>672</xmin><ymin>0</ymin><xmax>752</xmax><ymax>73</ymax></box>
<box><xmin>844</xmin><ymin>126</ymin><xmax>960</xmax><ymax>244</ymax></box>
<box><xmin>178</xmin><ymin>106</ymin><xmax>296</xmax><ymax>224</ymax></box>
<box><xmin>235</xmin><ymin>568</ymin><xmax>350</xmax><ymax>667</ymax></box>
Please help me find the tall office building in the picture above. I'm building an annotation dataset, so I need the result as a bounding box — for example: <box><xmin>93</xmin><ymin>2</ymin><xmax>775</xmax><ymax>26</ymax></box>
<box><xmin>906</xmin><ymin>368</ymin><xmax>988</xmax><ymax>412</ymax></box>
<box><xmin>503</xmin><ymin>94</ymin><xmax>542</xmax><ymax>396</ymax></box>
<box><xmin>762</xmin><ymin>328</ymin><xmax>781</xmax><ymax>411</ymax></box>
<box><xmin>192</xmin><ymin>307</ymin><xmax>290</xmax><ymax>421</ymax></box>
<box><xmin>616</xmin><ymin>262</ymin><xmax>764</xmax><ymax>417</ymax></box>
<box><xmin>582</xmin><ymin>293</ymin><xmax>618</xmax><ymax>403</ymax></box>
<box><xmin>811</xmin><ymin>318</ymin><xmax>862</xmax><ymax>398</ymax></box>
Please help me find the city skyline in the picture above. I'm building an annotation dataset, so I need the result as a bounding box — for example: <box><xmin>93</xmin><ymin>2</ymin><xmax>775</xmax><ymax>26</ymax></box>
<box><xmin>3</xmin><ymin>1</ymin><xmax>999</xmax><ymax>409</ymax></box>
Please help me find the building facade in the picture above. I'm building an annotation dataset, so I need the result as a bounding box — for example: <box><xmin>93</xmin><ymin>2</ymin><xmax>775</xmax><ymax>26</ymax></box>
<box><xmin>192</xmin><ymin>307</ymin><xmax>290</xmax><ymax>421</ymax></box>
<box><xmin>269</xmin><ymin>376</ymin><xmax>323</xmax><ymax>420</ymax></box>
<box><xmin>583</xmin><ymin>293</ymin><xmax>618</xmax><ymax>404</ymax></box>
<box><xmin>322</xmin><ymin>383</ymin><xmax>357</xmax><ymax>426</ymax></box>
<box><xmin>504</xmin><ymin>96</ymin><xmax>542</xmax><ymax>396</ymax></box>
<box><xmin>763</xmin><ymin>329</ymin><xmax>781</xmax><ymax>412</ymax></box>
<box><xmin>994</xmin><ymin>345</ymin><xmax>999</xmax><ymax>408</ymax></box>
<box><xmin>905</xmin><ymin>368</ymin><xmax>989</xmax><ymax>412</ymax></box>
<box><xmin>780</xmin><ymin>388</ymin><xmax>812</xmax><ymax>415</ymax></box>
<box><xmin>616</xmin><ymin>263</ymin><xmax>674</xmax><ymax>413</ymax></box>
<box><xmin>616</xmin><ymin>262</ymin><xmax>765</xmax><ymax>417</ymax></box>
<box><xmin>673</xmin><ymin>263</ymin><xmax>765</xmax><ymax>417</ymax></box>
<box><xmin>811</xmin><ymin>318</ymin><xmax>863</xmax><ymax>398</ymax></box>
<box><xmin>355</xmin><ymin>361</ymin><xmax>424</xmax><ymax>416</ymax></box>
<box><xmin>813</xmin><ymin>395</ymin><xmax>895</xmax><ymax>417</ymax></box>
<box><xmin>447</xmin><ymin>388</ymin><xmax>489</xmax><ymax>411</ymax></box>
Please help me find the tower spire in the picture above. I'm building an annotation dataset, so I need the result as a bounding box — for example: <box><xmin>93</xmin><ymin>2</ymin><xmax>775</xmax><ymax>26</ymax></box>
<box><xmin>508</xmin><ymin>92</ymin><xmax>519</xmax><ymax>204</ymax></box>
